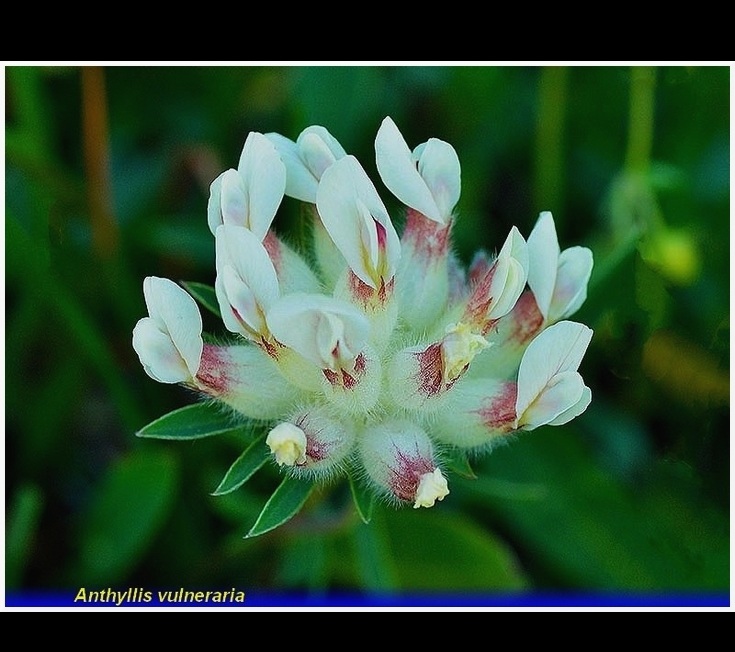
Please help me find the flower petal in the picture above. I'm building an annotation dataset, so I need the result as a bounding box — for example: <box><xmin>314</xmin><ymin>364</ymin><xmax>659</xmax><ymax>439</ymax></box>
<box><xmin>142</xmin><ymin>276</ymin><xmax>203</xmax><ymax>377</ymax></box>
<box><xmin>549</xmin><ymin>246</ymin><xmax>594</xmax><ymax>322</ymax></box>
<box><xmin>413</xmin><ymin>137</ymin><xmax>461</xmax><ymax>222</ymax></box>
<box><xmin>215</xmin><ymin>225</ymin><xmax>280</xmax><ymax>339</ymax></box>
<box><xmin>236</xmin><ymin>132</ymin><xmax>286</xmax><ymax>239</ymax></box>
<box><xmin>517</xmin><ymin>370</ymin><xmax>585</xmax><ymax>429</ymax></box>
<box><xmin>298</xmin><ymin>125</ymin><xmax>347</xmax><ymax>177</ymax></box>
<box><xmin>265</xmin><ymin>132</ymin><xmax>319</xmax><ymax>203</ymax></box>
<box><xmin>266</xmin><ymin>293</ymin><xmax>370</xmax><ymax>370</ymax></box>
<box><xmin>316</xmin><ymin>155</ymin><xmax>400</xmax><ymax>288</ymax></box>
<box><xmin>526</xmin><ymin>211</ymin><xmax>560</xmax><ymax>320</ymax></box>
<box><xmin>515</xmin><ymin>320</ymin><xmax>593</xmax><ymax>422</ymax></box>
<box><xmin>488</xmin><ymin>227</ymin><xmax>529</xmax><ymax>319</ymax></box>
<box><xmin>375</xmin><ymin>116</ymin><xmax>441</xmax><ymax>222</ymax></box>
<box><xmin>132</xmin><ymin>317</ymin><xmax>192</xmax><ymax>384</ymax></box>
<box><xmin>206</xmin><ymin>171</ymin><xmax>225</xmax><ymax>235</ymax></box>
<box><xmin>219</xmin><ymin>168</ymin><xmax>249</xmax><ymax>228</ymax></box>
<box><xmin>546</xmin><ymin>384</ymin><xmax>592</xmax><ymax>426</ymax></box>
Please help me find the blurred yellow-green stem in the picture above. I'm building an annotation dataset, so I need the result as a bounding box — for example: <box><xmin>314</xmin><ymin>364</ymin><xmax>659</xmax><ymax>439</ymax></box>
<box><xmin>625</xmin><ymin>66</ymin><xmax>657</xmax><ymax>175</ymax></box>
<box><xmin>82</xmin><ymin>66</ymin><xmax>119</xmax><ymax>259</ymax></box>
<box><xmin>534</xmin><ymin>66</ymin><xmax>568</xmax><ymax>218</ymax></box>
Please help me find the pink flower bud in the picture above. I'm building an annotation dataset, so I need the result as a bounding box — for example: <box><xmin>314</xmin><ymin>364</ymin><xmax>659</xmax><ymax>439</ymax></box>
<box><xmin>386</xmin><ymin>322</ymin><xmax>488</xmax><ymax>411</ymax></box>
<box><xmin>432</xmin><ymin>379</ymin><xmax>519</xmax><ymax>450</ymax></box>
<box><xmin>359</xmin><ymin>420</ymin><xmax>449</xmax><ymax>508</ymax></box>
<box><xmin>272</xmin><ymin>408</ymin><xmax>357</xmax><ymax>478</ymax></box>
<box><xmin>195</xmin><ymin>344</ymin><xmax>302</xmax><ymax>421</ymax></box>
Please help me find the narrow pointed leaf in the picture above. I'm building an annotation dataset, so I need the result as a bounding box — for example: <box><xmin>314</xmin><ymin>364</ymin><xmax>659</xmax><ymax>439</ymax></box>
<box><xmin>181</xmin><ymin>281</ymin><xmax>221</xmax><ymax>318</ymax></box>
<box><xmin>348</xmin><ymin>473</ymin><xmax>374</xmax><ymax>524</ymax></box>
<box><xmin>136</xmin><ymin>402</ymin><xmax>242</xmax><ymax>440</ymax></box>
<box><xmin>212</xmin><ymin>435</ymin><xmax>269</xmax><ymax>496</ymax></box>
<box><xmin>246</xmin><ymin>476</ymin><xmax>314</xmax><ymax>538</ymax></box>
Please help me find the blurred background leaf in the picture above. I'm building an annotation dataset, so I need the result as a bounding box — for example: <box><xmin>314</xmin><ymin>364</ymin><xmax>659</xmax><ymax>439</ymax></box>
<box><xmin>4</xmin><ymin>64</ymin><xmax>729</xmax><ymax>601</ymax></box>
<box><xmin>69</xmin><ymin>450</ymin><xmax>178</xmax><ymax>586</ymax></box>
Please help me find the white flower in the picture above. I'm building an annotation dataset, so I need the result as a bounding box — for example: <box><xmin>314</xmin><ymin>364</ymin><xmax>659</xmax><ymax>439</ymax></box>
<box><xmin>514</xmin><ymin>320</ymin><xmax>593</xmax><ymax>429</ymax></box>
<box><xmin>266</xmin><ymin>293</ymin><xmax>370</xmax><ymax>372</ymax></box>
<box><xmin>527</xmin><ymin>211</ymin><xmax>594</xmax><ymax>324</ymax></box>
<box><xmin>134</xmin><ymin>118</ymin><xmax>595</xmax><ymax>513</ymax></box>
<box><xmin>358</xmin><ymin>419</ymin><xmax>445</xmax><ymax>507</ymax></box>
<box><xmin>464</xmin><ymin>213</ymin><xmax>593</xmax><ymax>382</ymax></box>
<box><xmin>375</xmin><ymin>116</ymin><xmax>460</xmax><ymax>225</ymax></box>
<box><xmin>132</xmin><ymin>277</ymin><xmax>203</xmax><ymax>384</ymax></box>
<box><xmin>316</xmin><ymin>155</ymin><xmax>401</xmax><ymax>291</ymax></box>
<box><xmin>265</xmin><ymin>125</ymin><xmax>347</xmax><ymax>203</ymax></box>
<box><xmin>431</xmin><ymin>321</ymin><xmax>593</xmax><ymax>449</ymax></box>
<box><xmin>461</xmin><ymin>226</ymin><xmax>529</xmax><ymax>333</ymax></box>
<box><xmin>207</xmin><ymin>132</ymin><xmax>286</xmax><ymax>239</ymax></box>
<box><xmin>274</xmin><ymin>407</ymin><xmax>357</xmax><ymax>478</ymax></box>
<box><xmin>214</xmin><ymin>224</ymin><xmax>280</xmax><ymax>344</ymax></box>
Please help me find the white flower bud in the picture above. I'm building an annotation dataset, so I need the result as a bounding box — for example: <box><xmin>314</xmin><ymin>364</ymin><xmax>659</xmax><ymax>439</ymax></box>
<box><xmin>283</xmin><ymin>408</ymin><xmax>357</xmax><ymax>478</ymax></box>
<box><xmin>375</xmin><ymin>116</ymin><xmax>460</xmax><ymax>225</ymax></box>
<box><xmin>316</xmin><ymin>156</ymin><xmax>400</xmax><ymax>291</ymax></box>
<box><xmin>414</xmin><ymin>469</ymin><xmax>450</xmax><ymax>509</ymax></box>
<box><xmin>214</xmin><ymin>225</ymin><xmax>280</xmax><ymax>344</ymax></box>
<box><xmin>265</xmin><ymin>125</ymin><xmax>347</xmax><ymax>203</ymax></box>
<box><xmin>266</xmin><ymin>422</ymin><xmax>307</xmax><ymax>467</ymax></box>
<box><xmin>462</xmin><ymin>227</ymin><xmax>529</xmax><ymax>333</ymax></box>
<box><xmin>132</xmin><ymin>277</ymin><xmax>203</xmax><ymax>384</ymax></box>
<box><xmin>207</xmin><ymin>132</ymin><xmax>286</xmax><ymax>239</ymax></box>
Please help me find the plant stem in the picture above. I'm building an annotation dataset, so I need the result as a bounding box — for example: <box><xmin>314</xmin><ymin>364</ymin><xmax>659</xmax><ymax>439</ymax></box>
<box><xmin>82</xmin><ymin>66</ymin><xmax>119</xmax><ymax>259</ymax></box>
<box><xmin>534</xmin><ymin>65</ymin><xmax>568</xmax><ymax>219</ymax></box>
<box><xmin>625</xmin><ymin>66</ymin><xmax>657</xmax><ymax>175</ymax></box>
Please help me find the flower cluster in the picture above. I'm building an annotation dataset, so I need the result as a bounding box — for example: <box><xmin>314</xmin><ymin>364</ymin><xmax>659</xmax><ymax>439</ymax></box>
<box><xmin>132</xmin><ymin>117</ymin><xmax>594</xmax><ymax>510</ymax></box>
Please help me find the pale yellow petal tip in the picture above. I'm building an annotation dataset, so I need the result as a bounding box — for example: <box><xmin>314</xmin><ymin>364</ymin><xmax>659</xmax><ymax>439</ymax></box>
<box><xmin>442</xmin><ymin>322</ymin><xmax>490</xmax><ymax>382</ymax></box>
<box><xmin>413</xmin><ymin>469</ymin><xmax>449</xmax><ymax>508</ymax></box>
<box><xmin>266</xmin><ymin>422</ymin><xmax>307</xmax><ymax>467</ymax></box>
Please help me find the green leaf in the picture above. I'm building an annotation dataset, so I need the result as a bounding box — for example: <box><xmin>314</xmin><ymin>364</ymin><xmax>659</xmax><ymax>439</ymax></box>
<box><xmin>136</xmin><ymin>402</ymin><xmax>244</xmax><ymax>440</ymax></box>
<box><xmin>278</xmin><ymin>534</ymin><xmax>329</xmax><ymax>590</ymax></box>
<box><xmin>212</xmin><ymin>436</ymin><xmax>269</xmax><ymax>496</ymax></box>
<box><xmin>351</xmin><ymin>510</ymin><xmax>398</xmax><ymax>591</ymax></box>
<box><xmin>442</xmin><ymin>448</ymin><xmax>478</xmax><ymax>480</ymax></box>
<box><xmin>348</xmin><ymin>473</ymin><xmax>374</xmax><ymax>524</ymax></box>
<box><xmin>181</xmin><ymin>281</ymin><xmax>221</xmax><ymax>318</ymax></box>
<box><xmin>459</xmin><ymin>427</ymin><xmax>730</xmax><ymax>590</ymax></box>
<box><xmin>5</xmin><ymin>484</ymin><xmax>44</xmax><ymax>589</ymax></box>
<box><xmin>76</xmin><ymin>450</ymin><xmax>179</xmax><ymax>585</ymax></box>
<box><xmin>382</xmin><ymin>508</ymin><xmax>528</xmax><ymax>591</ymax></box>
<box><xmin>6</xmin><ymin>214</ymin><xmax>144</xmax><ymax>432</ymax></box>
<box><xmin>246</xmin><ymin>476</ymin><xmax>314</xmax><ymax>539</ymax></box>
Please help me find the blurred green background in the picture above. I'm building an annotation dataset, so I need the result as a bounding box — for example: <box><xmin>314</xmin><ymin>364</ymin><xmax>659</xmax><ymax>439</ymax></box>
<box><xmin>5</xmin><ymin>65</ymin><xmax>729</xmax><ymax>601</ymax></box>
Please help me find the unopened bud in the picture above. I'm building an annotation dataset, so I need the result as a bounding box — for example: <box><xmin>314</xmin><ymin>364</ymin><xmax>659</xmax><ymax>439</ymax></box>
<box><xmin>359</xmin><ymin>419</ymin><xmax>447</xmax><ymax>507</ymax></box>
<box><xmin>284</xmin><ymin>408</ymin><xmax>357</xmax><ymax>478</ymax></box>
<box><xmin>414</xmin><ymin>468</ymin><xmax>450</xmax><ymax>509</ymax></box>
<box><xmin>266</xmin><ymin>422</ymin><xmax>307</xmax><ymax>467</ymax></box>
